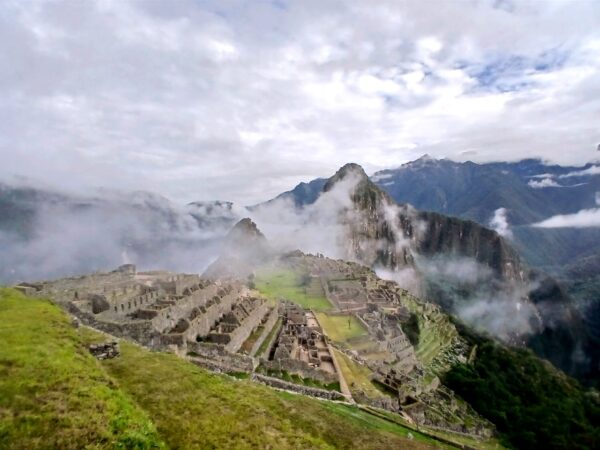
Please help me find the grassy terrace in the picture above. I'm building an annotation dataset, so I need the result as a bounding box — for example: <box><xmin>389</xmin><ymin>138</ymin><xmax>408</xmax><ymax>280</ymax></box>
<box><xmin>254</xmin><ymin>269</ymin><xmax>333</xmax><ymax>311</ymax></box>
<box><xmin>0</xmin><ymin>288</ymin><xmax>451</xmax><ymax>450</ymax></box>
<box><xmin>332</xmin><ymin>349</ymin><xmax>387</xmax><ymax>399</ymax></box>
<box><xmin>315</xmin><ymin>313</ymin><xmax>368</xmax><ymax>343</ymax></box>
<box><xmin>239</xmin><ymin>325</ymin><xmax>264</xmax><ymax>354</ymax></box>
<box><xmin>256</xmin><ymin>317</ymin><xmax>282</xmax><ymax>357</ymax></box>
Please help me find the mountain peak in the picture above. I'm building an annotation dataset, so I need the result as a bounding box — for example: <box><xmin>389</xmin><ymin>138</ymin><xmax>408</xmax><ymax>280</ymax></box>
<box><xmin>336</xmin><ymin>162</ymin><xmax>368</xmax><ymax>178</ymax></box>
<box><xmin>323</xmin><ymin>163</ymin><xmax>369</xmax><ymax>192</ymax></box>
<box><xmin>227</xmin><ymin>218</ymin><xmax>265</xmax><ymax>241</ymax></box>
<box><xmin>416</xmin><ymin>153</ymin><xmax>435</xmax><ymax>161</ymax></box>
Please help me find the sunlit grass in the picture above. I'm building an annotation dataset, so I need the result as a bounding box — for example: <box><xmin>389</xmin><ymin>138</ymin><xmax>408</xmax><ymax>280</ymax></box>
<box><xmin>333</xmin><ymin>349</ymin><xmax>387</xmax><ymax>399</ymax></box>
<box><xmin>316</xmin><ymin>313</ymin><xmax>368</xmax><ymax>343</ymax></box>
<box><xmin>255</xmin><ymin>269</ymin><xmax>333</xmax><ymax>311</ymax></box>
<box><xmin>0</xmin><ymin>288</ymin><xmax>164</xmax><ymax>450</ymax></box>
<box><xmin>80</xmin><ymin>329</ymin><xmax>439</xmax><ymax>450</ymax></box>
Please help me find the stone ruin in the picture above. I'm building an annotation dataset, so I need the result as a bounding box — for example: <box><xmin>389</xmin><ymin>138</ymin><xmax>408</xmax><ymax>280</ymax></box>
<box><xmin>18</xmin><ymin>260</ymin><xmax>493</xmax><ymax>439</ymax></box>
<box><xmin>204</xmin><ymin>295</ymin><xmax>271</xmax><ymax>353</ymax></box>
<box><xmin>89</xmin><ymin>342</ymin><xmax>120</xmax><ymax>360</ymax></box>
<box><xmin>29</xmin><ymin>265</ymin><xmax>272</xmax><ymax>356</ymax></box>
<box><xmin>261</xmin><ymin>302</ymin><xmax>340</xmax><ymax>385</ymax></box>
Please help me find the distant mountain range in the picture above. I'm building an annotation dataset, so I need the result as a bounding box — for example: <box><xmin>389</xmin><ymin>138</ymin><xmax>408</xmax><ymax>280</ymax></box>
<box><xmin>269</xmin><ymin>156</ymin><xmax>600</xmax><ymax>290</ymax></box>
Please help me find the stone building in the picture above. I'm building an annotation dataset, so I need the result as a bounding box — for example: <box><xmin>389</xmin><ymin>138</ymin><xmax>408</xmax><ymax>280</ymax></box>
<box><xmin>263</xmin><ymin>302</ymin><xmax>339</xmax><ymax>384</ymax></box>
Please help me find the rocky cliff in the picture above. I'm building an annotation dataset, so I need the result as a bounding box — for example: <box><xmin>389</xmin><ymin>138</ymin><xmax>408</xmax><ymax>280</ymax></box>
<box><xmin>318</xmin><ymin>163</ymin><xmax>593</xmax><ymax>383</ymax></box>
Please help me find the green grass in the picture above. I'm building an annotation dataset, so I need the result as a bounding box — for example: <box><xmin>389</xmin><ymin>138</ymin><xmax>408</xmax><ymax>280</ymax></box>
<box><xmin>258</xmin><ymin>368</ymin><xmax>341</xmax><ymax>391</ymax></box>
<box><xmin>255</xmin><ymin>269</ymin><xmax>333</xmax><ymax>311</ymax></box>
<box><xmin>0</xmin><ymin>287</ymin><xmax>449</xmax><ymax>450</ymax></box>
<box><xmin>239</xmin><ymin>325</ymin><xmax>264</xmax><ymax>354</ymax></box>
<box><xmin>0</xmin><ymin>288</ymin><xmax>165</xmax><ymax>450</ymax></box>
<box><xmin>256</xmin><ymin>317</ymin><xmax>281</xmax><ymax>357</ymax></box>
<box><xmin>316</xmin><ymin>313</ymin><xmax>368</xmax><ymax>343</ymax></box>
<box><xmin>358</xmin><ymin>406</ymin><xmax>503</xmax><ymax>450</ymax></box>
<box><xmin>85</xmin><ymin>332</ymin><xmax>439</xmax><ymax>449</ymax></box>
<box><xmin>333</xmin><ymin>349</ymin><xmax>387</xmax><ymax>399</ymax></box>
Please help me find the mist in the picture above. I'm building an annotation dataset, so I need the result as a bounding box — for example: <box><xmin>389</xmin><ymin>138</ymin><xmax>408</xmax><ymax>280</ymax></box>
<box><xmin>489</xmin><ymin>207</ymin><xmax>513</xmax><ymax>239</ymax></box>
<box><xmin>1</xmin><ymin>175</ymin><xmax>551</xmax><ymax>347</ymax></box>
<box><xmin>248</xmin><ymin>172</ymin><xmax>363</xmax><ymax>260</ymax></box>
<box><xmin>0</xmin><ymin>187</ymin><xmax>238</xmax><ymax>284</ymax></box>
<box><xmin>415</xmin><ymin>255</ymin><xmax>540</xmax><ymax>341</ymax></box>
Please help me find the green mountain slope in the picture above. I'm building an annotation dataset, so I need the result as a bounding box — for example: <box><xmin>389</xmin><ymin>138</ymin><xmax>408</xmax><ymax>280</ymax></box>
<box><xmin>445</xmin><ymin>321</ymin><xmax>600</xmax><ymax>450</ymax></box>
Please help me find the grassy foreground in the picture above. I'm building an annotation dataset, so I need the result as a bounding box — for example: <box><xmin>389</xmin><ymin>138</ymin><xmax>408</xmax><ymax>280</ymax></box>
<box><xmin>0</xmin><ymin>288</ymin><xmax>446</xmax><ymax>449</ymax></box>
<box><xmin>0</xmin><ymin>288</ymin><xmax>164</xmax><ymax>449</ymax></box>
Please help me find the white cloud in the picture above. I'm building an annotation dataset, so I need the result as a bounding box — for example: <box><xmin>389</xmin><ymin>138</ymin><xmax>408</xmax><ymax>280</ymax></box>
<box><xmin>528</xmin><ymin>177</ymin><xmax>562</xmax><ymax>188</ymax></box>
<box><xmin>558</xmin><ymin>165</ymin><xmax>600</xmax><ymax>178</ymax></box>
<box><xmin>489</xmin><ymin>207</ymin><xmax>513</xmax><ymax>238</ymax></box>
<box><xmin>0</xmin><ymin>0</ymin><xmax>599</xmax><ymax>204</ymax></box>
<box><xmin>533</xmin><ymin>208</ymin><xmax>600</xmax><ymax>228</ymax></box>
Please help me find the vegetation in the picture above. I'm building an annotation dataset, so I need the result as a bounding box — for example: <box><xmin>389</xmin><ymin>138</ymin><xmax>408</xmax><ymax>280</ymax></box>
<box><xmin>254</xmin><ymin>269</ymin><xmax>332</xmax><ymax>311</ymax></box>
<box><xmin>316</xmin><ymin>313</ymin><xmax>368</xmax><ymax>343</ymax></box>
<box><xmin>1</xmin><ymin>288</ymin><xmax>447</xmax><ymax>450</ymax></box>
<box><xmin>445</xmin><ymin>332</ymin><xmax>600</xmax><ymax>450</ymax></box>
<box><xmin>256</xmin><ymin>317</ymin><xmax>281</xmax><ymax>357</ymax></box>
<box><xmin>333</xmin><ymin>349</ymin><xmax>387</xmax><ymax>399</ymax></box>
<box><xmin>401</xmin><ymin>312</ymin><xmax>420</xmax><ymax>346</ymax></box>
<box><xmin>257</xmin><ymin>367</ymin><xmax>341</xmax><ymax>391</ymax></box>
<box><xmin>239</xmin><ymin>324</ymin><xmax>264</xmax><ymax>353</ymax></box>
<box><xmin>0</xmin><ymin>288</ymin><xmax>165</xmax><ymax>450</ymax></box>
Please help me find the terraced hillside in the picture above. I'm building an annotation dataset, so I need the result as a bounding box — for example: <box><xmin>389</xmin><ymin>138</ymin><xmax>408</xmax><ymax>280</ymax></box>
<box><xmin>0</xmin><ymin>288</ymin><xmax>453</xmax><ymax>450</ymax></box>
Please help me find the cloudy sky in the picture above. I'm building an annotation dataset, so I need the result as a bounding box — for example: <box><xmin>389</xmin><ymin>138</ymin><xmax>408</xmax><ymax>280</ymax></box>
<box><xmin>1</xmin><ymin>0</ymin><xmax>599</xmax><ymax>204</ymax></box>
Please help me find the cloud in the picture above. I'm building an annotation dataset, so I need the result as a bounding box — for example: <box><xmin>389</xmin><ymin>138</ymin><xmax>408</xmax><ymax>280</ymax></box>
<box><xmin>0</xmin><ymin>0</ymin><xmax>599</xmax><ymax>203</ymax></box>
<box><xmin>249</xmin><ymin>171</ymin><xmax>363</xmax><ymax>259</ymax></box>
<box><xmin>532</xmin><ymin>200</ymin><xmax>600</xmax><ymax>228</ymax></box>
<box><xmin>489</xmin><ymin>207</ymin><xmax>513</xmax><ymax>238</ymax></box>
<box><xmin>0</xmin><ymin>187</ymin><xmax>239</xmax><ymax>283</ymax></box>
<box><xmin>528</xmin><ymin>177</ymin><xmax>562</xmax><ymax>188</ymax></box>
<box><xmin>415</xmin><ymin>255</ymin><xmax>539</xmax><ymax>340</ymax></box>
<box><xmin>558</xmin><ymin>165</ymin><xmax>600</xmax><ymax>178</ymax></box>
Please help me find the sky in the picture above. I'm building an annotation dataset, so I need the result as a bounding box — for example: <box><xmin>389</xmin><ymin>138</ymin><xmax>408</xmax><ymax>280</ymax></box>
<box><xmin>1</xmin><ymin>0</ymin><xmax>599</xmax><ymax>205</ymax></box>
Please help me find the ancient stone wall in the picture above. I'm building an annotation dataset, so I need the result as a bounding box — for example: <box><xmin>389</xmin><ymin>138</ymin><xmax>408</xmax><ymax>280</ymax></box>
<box><xmin>66</xmin><ymin>303</ymin><xmax>160</xmax><ymax>347</ymax></box>
<box><xmin>260</xmin><ymin>358</ymin><xmax>339</xmax><ymax>384</ymax></box>
<box><xmin>151</xmin><ymin>284</ymin><xmax>219</xmax><ymax>332</ymax></box>
<box><xmin>225</xmin><ymin>302</ymin><xmax>271</xmax><ymax>353</ymax></box>
<box><xmin>107</xmin><ymin>289</ymin><xmax>161</xmax><ymax>317</ymax></box>
<box><xmin>251</xmin><ymin>373</ymin><xmax>345</xmax><ymax>401</ymax></box>
<box><xmin>180</xmin><ymin>289</ymin><xmax>240</xmax><ymax>341</ymax></box>
<box><xmin>187</xmin><ymin>342</ymin><xmax>256</xmax><ymax>372</ymax></box>
<box><xmin>250</xmin><ymin>308</ymin><xmax>279</xmax><ymax>356</ymax></box>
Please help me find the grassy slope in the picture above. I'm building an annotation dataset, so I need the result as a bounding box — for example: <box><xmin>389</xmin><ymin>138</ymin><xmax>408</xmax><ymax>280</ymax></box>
<box><xmin>0</xmin><ymin>288</ymin><xmax>446</xmax><ymax>450</ymax></box>
<box><xmin>255</xmin><ymin>270</ymin><xmax>332</xmax><ymax>311</ymax></box>
<box><xmin>0</xmin><ymin>288</ymin><xmax>164</xmax><ymax>450</ymax></box>
<box><xmin>446</xmin><ymin>322</ymin><xmax>600</xmax><ymax>450</ymax></box>
<box><xmin>332</xmin><ymin>349</ymin><xmax>387</xmax><ymax>399</ymax></box>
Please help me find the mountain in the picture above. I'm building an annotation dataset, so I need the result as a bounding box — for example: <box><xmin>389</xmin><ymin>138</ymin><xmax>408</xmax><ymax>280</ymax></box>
<box><xmin>260</xmin><ymin>162</ymin><xmax>596</xmax><ymax>384</ymax></box>
<box><xmin>368</xmin><ymin>157</ymin><xmax>600</xmax><ymax>382</ymax></box>
<box><xmin>254</xmin><ymin>177</ymin><xmax>327</xmax><ymax>208</ymax></box>
<box><xmin>371</xmin><ymin>156</ymin><xmax>600</xmax><ymax>277</ymax></box>
<box><xmin>203</xmin><ymin>217</ymin><xmax>272</xmax><ymax>279</ymax></box>
<box><xmin>372</xmin><ymin>156</ymin><xmax>600</xmax><ymax>226</ymax></box>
